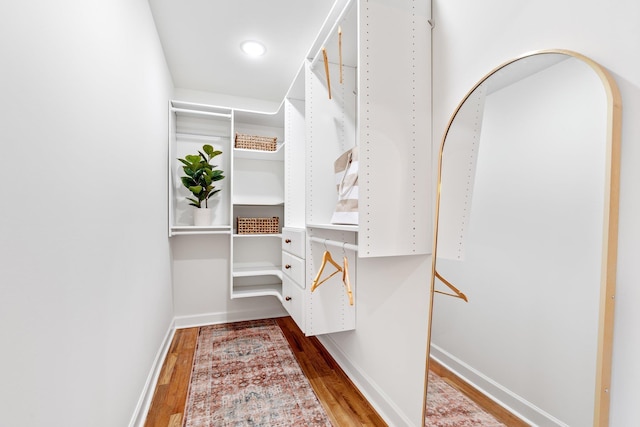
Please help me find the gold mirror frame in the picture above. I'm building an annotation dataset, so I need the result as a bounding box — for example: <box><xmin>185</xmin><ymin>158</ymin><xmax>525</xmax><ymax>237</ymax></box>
<box><xmin>423</xmin><ymin>49</ymin><xmax>621</xmax><ymax>426</ymax></box>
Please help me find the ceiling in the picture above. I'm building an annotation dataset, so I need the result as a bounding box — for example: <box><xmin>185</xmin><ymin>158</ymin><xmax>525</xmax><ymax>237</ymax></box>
<box><xmin>147</xmin><ymin>0</ymin><xmax>338</xmax><ymax>104</ymax></box>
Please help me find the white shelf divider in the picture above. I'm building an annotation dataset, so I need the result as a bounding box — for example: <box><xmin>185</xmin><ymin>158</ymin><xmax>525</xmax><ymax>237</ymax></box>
<box><xmin>306</xmin><ymin>223</ymin><xmax>359</xmax><ymax>232</ymax></box>
<box><xmin>233</xmin><ymin>143</ymin><xmax>285</xmax><ymax>161</ymax></box>
<box><xmin>231</xmin><ymin>283</ymin><xmax>283</xmax><ymax>301</ymax></box>
<box><xmin>170</xmin><ymin>225</ymin><xmax>231</xmax><ymax>236</ymax></box>
<box><xmin>232</xmin><ymin>266</ymin><xmax>283</xmax><ymax>279</ymax></box>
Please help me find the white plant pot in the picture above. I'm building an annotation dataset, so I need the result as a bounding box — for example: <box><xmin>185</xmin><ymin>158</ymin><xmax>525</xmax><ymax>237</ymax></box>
<box><xmin>193</xmin><ymin>208</ymin><xmax>213</xmax><ymax>226</ymax></box>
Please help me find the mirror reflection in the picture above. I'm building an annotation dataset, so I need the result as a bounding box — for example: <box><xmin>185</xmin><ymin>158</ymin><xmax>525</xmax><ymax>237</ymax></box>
<box><xmin>425</xmin><ymin>51</ymin><xmax>620</xmax><ymax>427</ymax></box>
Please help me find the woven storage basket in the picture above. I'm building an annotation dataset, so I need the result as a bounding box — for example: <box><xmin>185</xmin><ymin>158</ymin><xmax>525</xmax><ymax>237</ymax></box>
<box><xmin>235</xmin><ymin>133</ymin><xmax>277</xmax><ymax>151</ymax></box>
<box><xmin>237</xmin><ymin>217</ymin><xmax>280</xmax><ymax>234</ymax></box>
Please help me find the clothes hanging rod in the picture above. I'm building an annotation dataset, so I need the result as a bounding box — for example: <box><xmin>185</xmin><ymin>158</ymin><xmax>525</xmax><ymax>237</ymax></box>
<box><xmin>171</xmin><ymin>108</ymin><xmax>232</xmax><ymax>119</ymax></box>
<box><xmin>309</xmin><ymin>236</ymin><xmax>358</xmax><ymax>252</ymax></box>
<box><xmin>309</xmin><ymin>0</ymin><xmax>354</xmax><ymax>69</ymax></box>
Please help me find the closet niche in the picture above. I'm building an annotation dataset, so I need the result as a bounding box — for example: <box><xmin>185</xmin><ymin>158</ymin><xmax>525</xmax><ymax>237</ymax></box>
<box><xmin>167</xmin><ymin>0</ymin><xmax>431</xmax><ymax>338</ymax></box>
<box><xmin>424</xmin><ymin>50</ymin><xmax>621</xmax><ymax>426</ymax></box>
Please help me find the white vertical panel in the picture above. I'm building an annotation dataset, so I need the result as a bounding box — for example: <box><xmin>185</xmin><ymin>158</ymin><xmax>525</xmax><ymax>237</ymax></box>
<box><xmin>168</xmin><ymin>105</ymin><xmax>176</xmax><ymax>236</ymax></box>
<box><xmin>358</xmin><ymin>0</ymin><xmax>432</xmax><ymax>257</ymax></box>
<box><xmin>436</xmin><ymin>86</ymin><xmax>486</xmax><ymax>260</ymax></box>
<box><xmin>284</xmin><ymin>98</ymin><xmax>307</xmax><ymax>227</ymax></box>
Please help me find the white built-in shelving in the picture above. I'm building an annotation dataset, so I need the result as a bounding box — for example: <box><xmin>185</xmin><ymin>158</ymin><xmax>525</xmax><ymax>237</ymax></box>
<box><xmin>168</xmin><ymin>101</ymin><xmax>232</xmax><ymax>237</ymax></box>
<box><xmin>230</xmin><ymin>108</ymin><xmax>286</xmax><ymax>299</ymax></box>
<box><xmin>167</xmin><ymin>0</ymin><xmax>431</xmax><ymax>337</ymax></box>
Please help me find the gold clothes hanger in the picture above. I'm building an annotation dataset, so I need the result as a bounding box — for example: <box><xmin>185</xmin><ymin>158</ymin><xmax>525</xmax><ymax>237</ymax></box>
<box><xmin>311</xmin><ymin>249</ymin><xmax>342</xmax><ymax>292</ymax></box>
<box><xmin>322</xmin><ymin>47</ymin><xmax>332</xmax><ymax>99</ymax></box>
<box><xmin>342</xmin><ymin>255</ymin><xmax>354</xmax><ymax>305</ymax></box>
<box><xmin>434</xmin><ymin>270</ymin><xmax>468</xmax><ymax>302</ymax></box>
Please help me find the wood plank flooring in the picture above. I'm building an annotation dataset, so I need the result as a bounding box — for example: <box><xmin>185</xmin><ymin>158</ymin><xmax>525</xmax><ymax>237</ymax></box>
<box><xmin>428</xmin><ymin>358</ymin><xmax>529</xmax><ymax>427</ymax></box>
<box><xmin>143</xmin><ymin>316</ymin><xmax>387</xmax><ymax>427</ymax></box>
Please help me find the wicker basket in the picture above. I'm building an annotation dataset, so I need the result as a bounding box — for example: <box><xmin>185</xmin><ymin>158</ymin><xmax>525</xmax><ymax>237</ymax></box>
<box><xmin>235</xmin><ymin>133</ymin><xmax>277</xmax><ymax>151</ymax></box>
<box><xmin>237</xmin><ymin>217</ymin><xmax>280</xmax><ymax>234</ymax></box>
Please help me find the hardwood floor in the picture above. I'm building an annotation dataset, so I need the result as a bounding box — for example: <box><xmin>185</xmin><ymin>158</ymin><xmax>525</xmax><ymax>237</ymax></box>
<box><xmin>144</xmin><ymin>327</ymin><xmax>198</xmax><ymax>427</ymax></box>
<box><xmin>143</xmin><ymin>316</ymin><xmax>387</xmax><ymax>427</ymax></box>
<box><xmin>428</xmin><ymin>358</ymin><xmax>529</xmax><ymax>427</ymax></box>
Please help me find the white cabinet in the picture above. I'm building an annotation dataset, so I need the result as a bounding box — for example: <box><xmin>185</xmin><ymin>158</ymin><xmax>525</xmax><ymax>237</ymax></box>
<box><xmin>281</xmin><ymin>227</ymin><xmax>307</xmax><ymax>329</ymax></box>
<box><xmin>282</xmin><ymin>227</ymin><xmax>305</xmax><ymax>259</ymax></box>
<box><xmin>282</xmin><ymin>275</ymin><xmax>305</xmax><ymax>329</ymax></box>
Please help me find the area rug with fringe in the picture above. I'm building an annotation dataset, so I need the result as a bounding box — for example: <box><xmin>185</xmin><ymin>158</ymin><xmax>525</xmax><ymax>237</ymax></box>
<box><xmin>182</xmin><ymin>319</ymin><xmax>332</xmax><ymax>427</ymax></box>
<box><xmin>426</xmin><ymin>371</ymin><xmax>505</xmax><ymax>427</ymax></box>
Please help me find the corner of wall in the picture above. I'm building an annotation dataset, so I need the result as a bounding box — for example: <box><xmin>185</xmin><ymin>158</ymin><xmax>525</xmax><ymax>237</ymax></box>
<box><xmin>128</xmin><ymin>318</ymin><xmax>177</xmax><ymax>427</ymax></box>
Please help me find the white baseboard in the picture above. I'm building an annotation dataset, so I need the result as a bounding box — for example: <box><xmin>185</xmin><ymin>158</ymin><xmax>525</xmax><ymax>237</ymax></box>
<box><xmin>128</xmin><ymin>318</ymin><xmax>176</xmax><ymax>427</ymax></box>
<box><xmin>430</xmin><ymin>345</ymin><xmax>567</xmax><ymax>427</ymax></box>
<box><xmin>173</xmin><ymin>307</ymin><xmax>287</xmax><ymax>329</ymax></box>
<box><xmin>317</xmin><ymin>335</ymin><xmax>415</xmax><ymax>427</ymax></box>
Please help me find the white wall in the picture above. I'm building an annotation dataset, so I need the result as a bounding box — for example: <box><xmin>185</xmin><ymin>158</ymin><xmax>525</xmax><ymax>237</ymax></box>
<box><xmin>0</xmin><ymin>1</ymin><xmax>175</xmax><ymax>426</ymax></box>
<box><xmin>171</xmin><ymin>234</ymin><xmax>287</xmax><ymax>327</ymax></box>
<box><xmin>432</xmin><ymin>1</ymin><xmax>640</xmax><ymax>425</ymax></box>
<box><xmin>321</xmin><ymin>256</ymin><xmax>431</xmax><ymax>426</ymax></box>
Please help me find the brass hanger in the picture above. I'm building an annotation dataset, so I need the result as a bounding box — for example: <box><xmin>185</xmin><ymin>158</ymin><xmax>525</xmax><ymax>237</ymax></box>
<box><xmin>342</xmin><ymin>254</ymin><xmax>354</xmax><ymax>306</ymax></box>
<box><xmin>322</xmin><ymin>47</ymin><xmax>332</xmax><ymax>99</ymax></box>
<box><xmin>311</xmin><ymin>248</ymin><xmax>342</xmax><ymax>292</ymax></box>
<box><xmin>434</xmin><ymin>270</ymin><xmax>468</xmax><ymax>302</ymax></box>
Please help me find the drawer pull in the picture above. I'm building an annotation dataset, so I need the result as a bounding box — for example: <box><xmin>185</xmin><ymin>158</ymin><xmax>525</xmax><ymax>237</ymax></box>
<box><xmin>285</xmin><ymin>264</ymin><xmax>292</xmax><ymax>269</ymax></box>
<box><xmin>285</xmin><ymin>239</ymin><xmax>292</xmax><ymax>243</ymax></box>
<box><xmin>285</xmin><ymin>296</ymin><xmax>292</xmax><ymax>301</ymax></box>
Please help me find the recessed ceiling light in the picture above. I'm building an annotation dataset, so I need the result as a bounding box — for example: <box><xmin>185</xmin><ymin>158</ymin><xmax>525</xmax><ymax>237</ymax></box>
<box><xmin>240</xmin><ymin>40</ymin><xmax>266</xmax><ymax>57</ymax></box>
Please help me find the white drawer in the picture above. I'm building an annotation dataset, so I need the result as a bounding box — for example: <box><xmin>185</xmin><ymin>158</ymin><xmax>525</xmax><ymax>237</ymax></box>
<box><xmin>282</xmin><ymin>275</ymin><xmax>305</xmax><ymax>332</ymax></box>
<box><xmin>282</xmin><ymin>228</ymin><xmax>305</xmax><ymax>258</ymax></box>
<box><xmin>282</xmin><ymin>251</ymin><xmax>305</xmax><ymax>288</ymax></box>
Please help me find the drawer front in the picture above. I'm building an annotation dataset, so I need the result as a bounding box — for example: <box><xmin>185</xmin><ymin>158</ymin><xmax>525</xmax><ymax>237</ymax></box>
<box><xmin>282</xmin><ymin>228</ymin><xmax>305</xmax><ymax>258</ymax></box>
<box><xmin>282</xmin><ymin>275</ymin><xmax>305</xmax><ymax>332</ymax></box>
<box><xmin>282</xmin><ymin>251</ymin><xmax>305</xmax><ymax>288</ymax></box>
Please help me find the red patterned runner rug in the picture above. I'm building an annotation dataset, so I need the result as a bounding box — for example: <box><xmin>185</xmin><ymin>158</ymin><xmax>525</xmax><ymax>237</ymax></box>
<box><xmin>425</xmin><ymin>371</ymin><xmax>505</xmax><ymax>426</ymax></box>
<box><xmin>182</xmin><ymin>319</ymin><xmax>332</xmax><ymax>427</ymax></box>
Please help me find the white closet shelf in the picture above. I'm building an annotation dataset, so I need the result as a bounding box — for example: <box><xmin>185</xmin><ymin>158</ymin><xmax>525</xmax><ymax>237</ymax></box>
<box><xmin>176</xmin><ymin>132</ymin><xmax>229</xmax><ymax>142</ymax></box>
<box><xmin>170</xmin><ymin>225</ymin><xmax>231</xmax><ymax>236</ymax></box>
<box><xmin>231</xmin><ymin>283</ymin><xmax>283</xmax><ymax>301</ymax></box>
<box><xmin>233</xmin><ymin>233</ymin><xmax>282</xmax><ymax>238</ymax></box>
<box><xmin>234</xmin><ymin>143</ymin><xmax>285</xmax><ymax>161</ymax></box>
<box><xmin>170</xmin><ymin>101</ymin><xmax>232</xmax><ymax>118</ymax></box>
<box><xmin>307</xmin><ymin>223</ymin><xmax>359</xmax><ymax>232</ymax></box>
<box><xmin>232</xmin><ymin>266</ymin><xmax>283</xmax><ymax>279</ymax></box>
<box><xmin>232</xmin><ymin>197</ymin><xmax>285</xmax><ymax>206</ymax></box>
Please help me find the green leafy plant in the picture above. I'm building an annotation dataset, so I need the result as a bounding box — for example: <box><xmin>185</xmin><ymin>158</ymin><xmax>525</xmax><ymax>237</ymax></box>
<box><xmin>177</xmin><ymin>144</ymin><xmax>225</xmax><ymax>208</ymax></box>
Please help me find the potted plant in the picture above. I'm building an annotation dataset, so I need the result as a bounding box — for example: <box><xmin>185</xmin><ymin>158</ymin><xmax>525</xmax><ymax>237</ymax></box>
<box><xmin>177</xmin><ymin>144</ymin><xmax>225</xmax><ymax>226</ymax></box>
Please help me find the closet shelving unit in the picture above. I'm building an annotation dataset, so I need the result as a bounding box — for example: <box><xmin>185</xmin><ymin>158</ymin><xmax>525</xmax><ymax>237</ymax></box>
<box><xmin>278</xmin><ymin>0</ymin><xmax>431</xmax><ymax>336</ymax></box>
<box><xmin>168</xmin><ymin>101</ymin><xmax>287</xmax><ymax>300</ymax></box>
<box><xmin>230</xmin><ymin>109</ymin><xmax>286</xmax><ymax>300</ymax></box>
<box><xmin>167</xmin><ymin>0</ymin><xmax>430</xmax><ymax>336</ymax></box>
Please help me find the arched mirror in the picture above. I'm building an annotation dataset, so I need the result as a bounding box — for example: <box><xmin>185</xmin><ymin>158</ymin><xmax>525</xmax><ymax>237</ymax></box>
<box><xmin>423</xmin><ymin>50</ymin><xmax>621</xmax><ymax>426</ymax></box>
